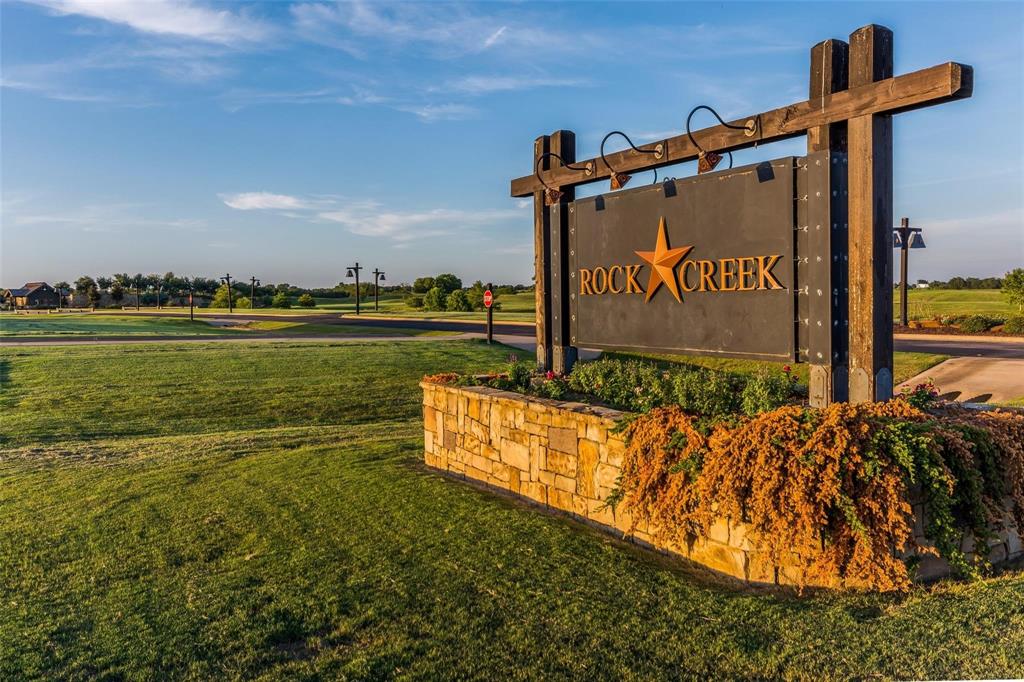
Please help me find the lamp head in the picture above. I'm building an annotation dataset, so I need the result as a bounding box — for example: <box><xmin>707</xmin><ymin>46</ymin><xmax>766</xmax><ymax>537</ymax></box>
<box><xmin>346</xmin><ymin>269</ymin><xmax>354</xmax><ymax>278</ymax></box>
<box><xmin>379</xmin><ymin>272</ymin><xmax>386</xmax><ymax>281</ymax></box>
<box><xmin>909</xmin><ymin>232</ymin><xmax>926</xmax><ymax>249</ymax></box>
<box><xmin>892</xmin><ymin>231</ymin><xmax>904</xmax><ymax>248</ymax></box>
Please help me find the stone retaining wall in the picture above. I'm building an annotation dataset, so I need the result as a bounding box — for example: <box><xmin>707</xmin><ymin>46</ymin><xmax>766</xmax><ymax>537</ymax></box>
<box><xmin>421</xmin><ymin>381</ymin><xmax>1022</xmax><ymax>587</ymax></box>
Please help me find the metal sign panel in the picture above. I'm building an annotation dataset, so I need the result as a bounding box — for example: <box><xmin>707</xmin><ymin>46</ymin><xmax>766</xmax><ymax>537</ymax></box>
<box><xmin>566</xmin><ymin>154</ymin><xmax>832</xmax><ymax>361</ymax></box>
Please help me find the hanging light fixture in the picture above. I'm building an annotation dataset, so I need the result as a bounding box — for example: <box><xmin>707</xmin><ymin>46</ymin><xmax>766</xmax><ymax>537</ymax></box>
<box><xmin>909</xmin><ymin>232</ymin><xmax>926</xmax><ymax>249</ymax></box>
<box><xmin>686</xmin><ymin>105</ymin><xmax>757</xmax><ymax>174</ymax></box>
<box><xmin>600</xmin><ymin>131</ymin><xmax>663</xmax><ymax>191</ymax></box>
<box><xmin>534</xmin><ymin>153</ymin><xmax>593</xmax><ymax>205</ymax></box>
<box><xmin>892</xmin><ymin>230</ymin><xmax>904</xmax><ymax>248</ymax></box>
<box><xmin>346</xmin><ymin>269</ymin><xmax>355</xmax><ymax>278</ymax></box>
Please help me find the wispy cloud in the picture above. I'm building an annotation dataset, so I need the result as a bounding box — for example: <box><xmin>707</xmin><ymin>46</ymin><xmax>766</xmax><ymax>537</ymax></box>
<box><xmin>26</xmin><ymin>0</ymin><xmax>272</xmax><ymax>45</ymax></box>
<box><xmin>7</xmin><ymin>201</ymin><xmax>207</xmax><ymax>232</ymax></box>
<box><xmin>290</xmin><ymin>1</ymin><xmax>600</xmax><ymax>59</ymax></box>
<box><xmin>395</xmin><ymin>103</ymin><xmax>477</xmax><ymax>122</ymax></box>
<box><xmin>318</xmin><ymin>202</ymin><xmax>519</xmax><ymax>242</ymax></box>
<box><xmin>220</xmin><ymin>192</ymin><xmax>520</xmax><ymax>244</ymax></box>
<box><xmin>438</xmin><ymin>75</ymin><xmax>590</xmax><ymax>96</ymax></box>
<box><xmin>220</xmin><ymin>192</ymin><xmax>311</xmax><ymax>211</ymax></box>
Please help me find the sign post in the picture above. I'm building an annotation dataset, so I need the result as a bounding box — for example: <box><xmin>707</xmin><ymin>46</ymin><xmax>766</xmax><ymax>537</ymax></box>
<box><xmin>511</xmin><ymin>24</ymin><xmax>972</xmax><ymax>403</ymax></box>
<box><xmin>484</xmin><ymin>284</ymin><xmax>493</xmax><ymax>344</ymax></box>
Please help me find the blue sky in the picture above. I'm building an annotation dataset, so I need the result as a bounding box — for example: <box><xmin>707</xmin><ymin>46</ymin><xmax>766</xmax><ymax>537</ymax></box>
<box><xmin>1</xmin><ymin>1</ymin><xmax>1021</xmax><ymax>287</ymax></box>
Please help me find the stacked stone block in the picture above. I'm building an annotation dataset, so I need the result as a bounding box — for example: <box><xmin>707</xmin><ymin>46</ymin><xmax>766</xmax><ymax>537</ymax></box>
<box><xmin>422</xmin><ymin>381</ymin><xmax>1022</xmax><ymax>587</ymax></box>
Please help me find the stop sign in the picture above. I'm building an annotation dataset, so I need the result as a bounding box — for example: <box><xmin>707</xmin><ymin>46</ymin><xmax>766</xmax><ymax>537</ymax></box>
<box><xmin>483</xmin><ymin>290</ymin><xmax>493</xmax><ymax>308</ymax></box>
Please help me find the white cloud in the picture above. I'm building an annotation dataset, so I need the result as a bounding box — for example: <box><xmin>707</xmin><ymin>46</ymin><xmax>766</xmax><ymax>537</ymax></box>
<box><xmin>440</xmin><ymin>75</ymin><xmax>589</xmax><ymax>96</ymax></box>
<box><xmin>395</xmin><ymin>103</ymin><xmax>477</xmax><ymax>122</ymax></box>
<box><xmin>220</xmin><ymin>192</ymin><xmax>309</xmax><ymax>211</ymax></box>
<box><xmin>318</xmin><ymin>203</ymin><xmax>519</xmax><ymax>242</ymax></box>
<box><xmin>27</xmin><ymin>0</ymin><xmax>271</xmax><ymax>44</ymax></box>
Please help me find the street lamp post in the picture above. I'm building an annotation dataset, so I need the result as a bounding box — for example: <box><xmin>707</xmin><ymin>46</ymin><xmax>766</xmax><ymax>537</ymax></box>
<box><xmin>372</xmin><ymin>268</ymin><xmax>385</xmax><ymax>311</ymax></box>
<box><xmin>156</xmin><ymin>283</ymin><xmax>163</xmax><ymax>310</ymax></box>
<box><xmin>187</xmin><ymin>279</ymin><xmax>195</xmax><ymax>321</ymax></box>
<box><xmin>221</xmin><ymin>274</ymin><xmax>234</xmax><ymax>313</ymax></box>
<box><xmin>249</xmin><ymin>276</ymin><xmax>260</xmax><ymax>309</ymax></box>
<box><xmin>346</xmin><ymin>262</ymin><xmax>362</xmax><ymax>315</ymax></box>
<box><xmin>135</xmin><ymin>278</ymin><xmax>141</xmax><ymax>311</ymax></box>
<box><xmin>893</xmin><ymin>217</ymin><xmax>926</xmax><ymax>327</ymax></box>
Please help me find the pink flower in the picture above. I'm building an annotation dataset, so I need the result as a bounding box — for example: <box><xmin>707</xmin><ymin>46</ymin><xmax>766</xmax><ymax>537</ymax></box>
<box><xmin>782</xmin><ymin>365</ymin><xmax>792</xmax><ymax>373</ymax></box>
<box><xmin>545</xmin><ymin>370</ymin><xmax>556</xmax><ymax>380</ymax></box>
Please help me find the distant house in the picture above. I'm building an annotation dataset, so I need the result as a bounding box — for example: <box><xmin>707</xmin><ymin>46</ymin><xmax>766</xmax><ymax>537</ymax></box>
<box><xmin>2</xmin><ymin>282</ymin><xmax>61</xmax><ymax>309</ymax></box>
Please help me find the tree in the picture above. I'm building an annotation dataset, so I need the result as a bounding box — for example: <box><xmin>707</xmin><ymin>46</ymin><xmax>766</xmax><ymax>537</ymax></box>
<box><xmin>96</xmin><ymin>276</ymin><xmax>112</xmax><ymax>291</ymax></box>
<box><xmin>272</xmin><ymin>292</ymin><xmax>291</xmax><ymax>308</ymax></box>
<box><xmin>467</xmin><ymin>280</ymin><xmax>486</xmax><ymax>310</ymax></box>
<box><xmin>87</xmin><ymin>286</ymin><xmax>101</xmax><ymax>308</ymax></box>
<box><xmin>433</xmin><ymin>273</ymin><xmax>462</xmax><ymax>296</ymax></box>
<box><xmin>211</xmin><ymin>284</ymin><xmax>233</xmax><ymax>309</ymax></box>
<box><xmin>412</xmin><ymin>277</ymin><xmax>435</xmax><ymax>294</ymax></box>
<box><xmin>1002</xmin><ymin>268</ymin><xmax>1024</xmax><ymax>312</ymax></box>
<box><xmin>423</xmin><ymin>287</ymin><xmax>446</xmax><ymax>311</ymax></box>
<box><xmin>233</xmin><ymin>296</ymin><xmax>251</xmax><ymax>310</ymax></box>
<box><xmin>297</xmin><ymin>293</ymin><xmax>316</xmax><ymax>307</ymax></box>
<box><xmin>110</xmin><ymin>281</ymin><xmax>124</xmax><ymax>304</ymax></box>
<box><xmin>445</xmin><ymin>289</ymin><xmax>472</xmax><ymax>312</ymax></box>
<box><xmin>74</xmin><ymin>276</ymin><xmax>96</xmax><ymax>294</ymax></box>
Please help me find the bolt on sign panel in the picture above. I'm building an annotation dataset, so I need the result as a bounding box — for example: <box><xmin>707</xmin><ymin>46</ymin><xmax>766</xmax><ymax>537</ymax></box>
<box><xmin>566</xmin><ymin>152</ymin><xmax>836</xmax><ymax>361</ymax></box>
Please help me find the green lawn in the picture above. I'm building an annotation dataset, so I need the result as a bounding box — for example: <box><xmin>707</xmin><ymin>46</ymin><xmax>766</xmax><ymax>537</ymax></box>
<box><xmin>2</xmin><ymin>341</ymin><xmax>1022</xmax><ymax>679</ymax></box>
<box><xmin>609</xmin><ymin>350</ymin><xmax>949</xmax><ymax>386</ymax></box>
<box><xmin>897</xmin><ymin>288</ymin><xmax>1018</xmax><ymax>320</ymax></box>
<box><xmin>0</xmin><ymin>314</ymin><xmax>444</xmax><ymax>338</ymax></box>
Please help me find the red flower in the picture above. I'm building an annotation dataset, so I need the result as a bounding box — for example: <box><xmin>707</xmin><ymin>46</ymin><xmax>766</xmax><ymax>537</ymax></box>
<box><xmin>782</xmin><ymin>365</ymin><xmax>792</xmax><ymax>373</ymax></box>
<box><xmin>545</xmin><ymin>370</ymin><xmax>556</xmax><ymax>380</ymax></box>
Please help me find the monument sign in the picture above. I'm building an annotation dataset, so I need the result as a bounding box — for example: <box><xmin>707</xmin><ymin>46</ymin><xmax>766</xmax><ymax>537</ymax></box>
<box><xmin>511</xmin><ymin>25</ymin><xmax>972</xmax><ymax>405</ymax></box>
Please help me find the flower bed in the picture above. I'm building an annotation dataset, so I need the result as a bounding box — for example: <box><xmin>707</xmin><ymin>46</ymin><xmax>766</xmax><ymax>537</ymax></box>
<box><xmin>423</xmin><ymin>359</ymin><xmax>1023</xmax><ymax>591</ymax></box>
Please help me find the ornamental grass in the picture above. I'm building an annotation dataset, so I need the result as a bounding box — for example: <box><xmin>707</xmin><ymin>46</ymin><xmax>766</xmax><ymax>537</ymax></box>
<box><xmin>617</xmin><ymin>400</ymin><xmax>1024</xmax><ymax>592</ymax></box>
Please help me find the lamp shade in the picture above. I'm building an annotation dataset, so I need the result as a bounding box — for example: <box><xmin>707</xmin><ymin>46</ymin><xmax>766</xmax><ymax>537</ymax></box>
<box><xmin>892</xmin><ymin>231</ymin><xmax>903</xmax><ymax>248</ymax></box>
<box><xmin>379</xmin><ymin>273</ymin><xmax>385</xmax><ymax>281</ymax></box>
<box><xmin>346</xmin><ymin>269</ymin><xmax>354</xmax><ymax>278</ymax></box>
<box><xmin>909</xmin><ymin>232</ymin><xmax>926</xmax><ymax>249</ymax></box>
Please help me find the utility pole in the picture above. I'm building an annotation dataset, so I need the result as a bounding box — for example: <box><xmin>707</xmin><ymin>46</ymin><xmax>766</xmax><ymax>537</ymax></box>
<box><xmin>893</xmin><ymin>217</ymin><xmax>926</xmax><ymax>327</ymax></box>
<box><xmin>372</xmin><ymin>268</ymin><xmax>385</xmax><ymax>311</ymax></box>
<box><xmin>135</xmin><ymin>278</ymin><xmax>141</xmax><ymax>311</ymax></box>
<box><xmin>249</xmin><ymin>276</ymin><xmax>260</xmax><ymax>309</ymax></box>
<box><xmin>188</xmin><ymin>279</ymin><xmax>195</xmax><ymax>321</ymax></box>
<box><xmin>221</xmin><ymin>274</ymin><xmax>234</xmax><ymax>313</ymax></box>
<box><xmin>156</xmin><ymin>283</ymin><xmax>163</xmax><ymax>310</ymax></box>
<box><xmin>346</xmin><ymin>262</ymin><xmax>362</xmax><ymax>315</ymax></box>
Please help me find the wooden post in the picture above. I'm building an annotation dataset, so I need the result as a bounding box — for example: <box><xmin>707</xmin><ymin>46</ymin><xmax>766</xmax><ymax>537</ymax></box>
<box><xmin>533</xmin><ymin>135</ymin><xmax>552</xmax><ymax>370</ymax></box>
<box><xmin>847</xmin><ymin>24</ymin><xmax>894</xmax><ymax>402</ymax></box>
<box><xmin>549</xmin><ymin>130</ymin><xmax>578</xmax><ymax>375</ymax></box>
<box><xmin>807</xmin><ymin>38</ymin><xmax>850</xmax><ymax>406</ymax></box>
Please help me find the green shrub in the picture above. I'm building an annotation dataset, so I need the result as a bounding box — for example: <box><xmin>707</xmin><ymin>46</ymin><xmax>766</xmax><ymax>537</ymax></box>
<box><xmin>671</xmin><ymin>368</ymin><xmax>740</xmax><ymax>417</ymax></box>
<box><xmin>233</xmin><ymin>296</ymin><xmax>251</xmax><ymax>310</ymax></box>
<box><xmin>959</xmin><ymin>315</ymin><xmax>996</xmax><ymax>334</ymax></box>
<box><xmin>445</xmin><ymin>289</ymin><xmax>472</xmax><ymax>312</ymax></box>
<box><xmin>297</xmin><ymin>293</ymin><xmax>316</xmax><ymax>307</ymax></box>
<box><xmin>740</xmin><ymin>369</ymin><xmax>794</xmax><ymax>415</ymax></box>
<box><xmin>567</xmin><ymin>358</ymin><xmax>670</xmax><ymax>413</ymax></box>
<box><xmin>422</xmin><ymin>287</ymin><xmax>446</xmax><ymax>311</ymax></box>
<box><xmin>1002</xmin><ymin>315</ymin><xmax>1024</xmax><ymax>335</ymax></box>
<box><xmin>271</xmin><ymin>292</ymin><xmax>291</xmax><ymax>308</ymax></box>
<box><xmin>405</xmin><ymin>294</ymin><xmax>424</xmax><ymax>309</ymax></box>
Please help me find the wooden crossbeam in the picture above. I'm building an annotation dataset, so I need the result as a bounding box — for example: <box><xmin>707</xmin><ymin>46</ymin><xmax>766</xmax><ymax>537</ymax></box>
<box><xmin>510</xmin><ymin>61</ymin><xmax>971</xmax><ymax>197</ymax></box>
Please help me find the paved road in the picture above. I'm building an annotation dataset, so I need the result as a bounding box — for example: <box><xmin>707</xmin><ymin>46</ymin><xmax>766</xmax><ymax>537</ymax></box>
<box><xmin>6</xmin><ymin>311</ymin><xmax>1023</xmax><ymax>358</ymax></box>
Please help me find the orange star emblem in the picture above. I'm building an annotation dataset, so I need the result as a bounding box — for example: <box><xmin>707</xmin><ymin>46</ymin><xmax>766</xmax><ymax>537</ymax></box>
<box><xmin>635</xmin><ymin>217</ymin><xmax>693</xmax><ymax>303</ymax></box>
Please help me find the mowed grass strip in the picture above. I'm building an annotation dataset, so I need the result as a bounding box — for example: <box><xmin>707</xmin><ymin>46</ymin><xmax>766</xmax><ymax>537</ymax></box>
<box><xmin>0</xmin><ymin>340</ymin><xmax>512</xmax><ymax>446</ymax></box>
<box><xmin>1</xmin><ymin>341</ymin><xmax>1023</xmax><ymax>679</ymax></box>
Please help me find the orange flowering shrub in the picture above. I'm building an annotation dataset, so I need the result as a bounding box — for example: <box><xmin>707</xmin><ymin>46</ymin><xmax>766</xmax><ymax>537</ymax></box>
<box><xmin>616</xmin><ymin>401</ymin><xmax>1023</xmax><ymax>591</ymax></box>
<box><xmin>422</xmin><ymin>372</ymin><xmax>461</xmax><ymax>385</ymax></box>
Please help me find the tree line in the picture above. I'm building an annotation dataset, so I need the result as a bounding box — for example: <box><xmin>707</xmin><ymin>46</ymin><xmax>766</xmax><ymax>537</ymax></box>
<box><xmin>48</xmin><ymin>272</ymin><xmax>530</xmax><ymax>310</ymax></box>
